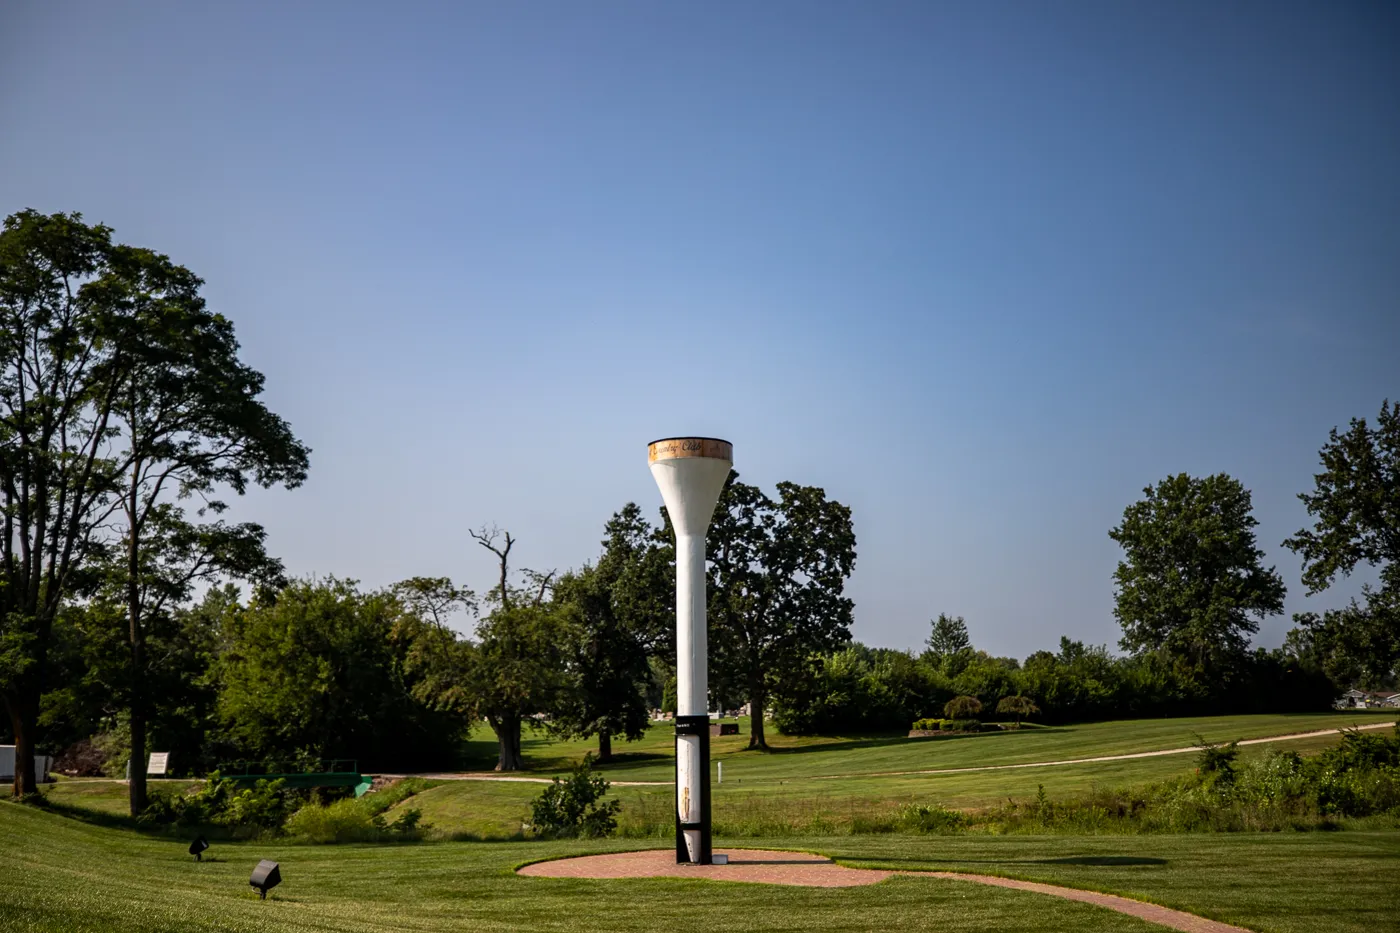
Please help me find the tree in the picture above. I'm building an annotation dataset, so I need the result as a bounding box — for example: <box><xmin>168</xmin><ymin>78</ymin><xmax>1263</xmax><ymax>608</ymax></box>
<box><xmin>705</xmin><ymin>475</ymin><xmax>857</xmax><ymax>750</ymax></box>
<box><xmin>107</xmin><ymin>507</ymin><xmax>285</xmax><ymax>812</ymax></box>
<box><xmin>0</xmin><ymin>211</ymin><xmax>141</xmax><ymax>796</ymax></box>
<box><xmin>216</xmin><ymin>578</ymin><xmax>466</xmax><ymax>772</ymax></box>
<box><xmin>92</xmin><ymin>227</ymin><xmax>309</xmax><ymax>814</ymax></box>
<box><xmin>996</xmin><ymin>694</ymin><xmax>1039</xmax><ymax>725</ymax></box>
<box><xmin>0</xmin><ymin>209</ymin><xmax>309</xmax><ymax>803</ymax></box>
<box><xmin>943</xmin><ymin>695</ymin><xmax>983</xmax><ymax>719</ymax></box>
<box><xmin>391</xmin><ymin>577</ymin><xmax>476</xmax><ymax>630</ymax></box>
<box><xmin>1109</xmin><ymin>473</ymin><xmax>1285</xmax><ymax>680</ymax></box>
<box><xmin>552</xmin><ymin>504</ymin><xmax>671</xmax><ymax>761</ymax></box>
<box><xmin>925</xmin><ymin>613</ymin><xmax>971</xmax><ymax>672</ymax></box>
<box><xmin>468</xmin><ymin>602</ymin><xmax>572</xmax><ymax>770</ymax></box>
<box><xmin>468</xmin><ymin>527</ymin><xmax>570</xmax><ymax>771</ymax></box>
<box><xmin>1283</xmin><ymin>400</ymin><xmax>1400</xmax><ymax>687</ymax></box>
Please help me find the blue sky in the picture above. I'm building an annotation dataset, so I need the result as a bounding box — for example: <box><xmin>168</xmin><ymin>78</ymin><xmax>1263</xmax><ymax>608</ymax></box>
<box><xmin>2</xmin><ymin>1</ymin><xmax>1397</xmax><ymax>656</ymax></box>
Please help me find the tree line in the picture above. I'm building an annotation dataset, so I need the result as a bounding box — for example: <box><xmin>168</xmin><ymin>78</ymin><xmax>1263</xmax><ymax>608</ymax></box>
<box><xmin>2</xmin><ymin>210</ymin><xmax>1394</xmax><ymax>820</ymax></box>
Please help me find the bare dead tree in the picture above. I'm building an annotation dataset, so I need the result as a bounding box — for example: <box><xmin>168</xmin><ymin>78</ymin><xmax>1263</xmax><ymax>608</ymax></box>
<box><xmin>470</xmin><ymin>525</ymin><xmax>513</xmax><ymax>609</ymax></box>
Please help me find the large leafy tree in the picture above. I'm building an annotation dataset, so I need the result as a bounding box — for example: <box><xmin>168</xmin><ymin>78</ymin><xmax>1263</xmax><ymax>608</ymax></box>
<box><xmin>0</xmin><ymin>209</ymin><xmax>308</xmax><ymax>801</ymax></box>
<box><xmin>706</xmin><ymin>475</ymin><xmax>857</xmax><ymax>750</ymax></box>
<box><xmin>552</xmin><ymin>504</ymin><xmax>671</xmax><ymax>761</ymax></box>
<box><xmin>216</xmin><ymin>578</ymin><xmax>466</xmax><ymax>772</ymax></box>
<box><xmin>467</xmin><ymin>527</ymin><xmax>572</xmax><ymax>771</ymax></box>
<box><xmin>109</xmin><ymin>507</ymin><xmax>287</xmax><ymax>813</ymax></box>
<box><xmin>0</xmin><ymin>211</ymin><xmax>129</xmax><ymax>796</ymax></box>
<box><xmin>1109</xmin><ymin>473</ymin><xmax>1285</xmax><ymax>681</ymax></box>
<box><xmin>924</xmin><ymin>613</ymin><xmax>972</xmax><ymax>674</ymax></box>
<box><xmin>1284</xmin><ymin>400</ymin><xmax>1400</xmax><ymax>688</ymax></box>
<box><xmin>96</xmin><ymin>237</ymin><xmax>309</xmax><ymax>813</ymax></box>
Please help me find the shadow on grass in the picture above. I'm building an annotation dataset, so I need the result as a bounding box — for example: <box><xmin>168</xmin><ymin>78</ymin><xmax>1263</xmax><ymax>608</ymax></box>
<box><xmin>1035</xmin><ymin>856</ymin><xmax>1167</xmax><ymax>866</ymax></box>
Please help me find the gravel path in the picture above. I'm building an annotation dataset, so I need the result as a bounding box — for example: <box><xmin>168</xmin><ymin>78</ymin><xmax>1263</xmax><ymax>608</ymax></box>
<box><xmin>517</xmin><ymin>848</ymin><xmax>1252</xmax><ymax>933</ymax></box>
<box><xmin>386</xmin><ymin>721</ymin><xmax>1395</xmax><ymax>785</ymax></box>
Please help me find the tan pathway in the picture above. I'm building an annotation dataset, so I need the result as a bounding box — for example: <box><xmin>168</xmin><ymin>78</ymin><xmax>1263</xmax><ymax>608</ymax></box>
<box><xmin>518</xmin><ymin>849</ymin><xmax>1251</xmax><ymax>933</ymax></box>
<box><xmin>386</xmin><ymin>721</ymin><xmax>1395</xmax><ymax>785</ymax></box>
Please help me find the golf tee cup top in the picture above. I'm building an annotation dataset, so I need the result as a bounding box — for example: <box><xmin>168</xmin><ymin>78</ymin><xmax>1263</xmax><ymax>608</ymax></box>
<box><xmin>648</xmin><ymin>437</ymin><xmax>732</xmax><ymax>864</ymax></box>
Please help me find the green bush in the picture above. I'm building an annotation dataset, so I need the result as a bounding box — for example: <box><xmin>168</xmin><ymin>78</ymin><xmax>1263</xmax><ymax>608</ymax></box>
<box><xmin>529</xmin><ymin>754</ymin><xmax>620</xmax><ymax>839</ymax></box>
<box><xmin>141</xmin><ymin>774</ymin><xmax>297</xmax><ymax>831</ymax></box>
<box><xmin>285</xmin><ymin>797</ymin><xmax>377</xmax><ymax>842</ymax></box>
<box><xmin>896</xmin><ymin>803</ymin><xmax>965</xmax><ymax>833</ymax></box>
<box><xmin>284</xmin><ymin>800</ymin><xmax>428</xmax><ymax>844</ymax></box>
<box><xmin>942</xmin><ymin>695</ymin><xmax>982</xmax><ymax>720</ymax></box>
<box><xmin>996</xmin><ymin>695</ymin><xmax>1040</xmax><ymax>724</ymax></box>
<box><xmin>910</xmin><ymin>717</ymin><xmax>984</xmax><ymax>732</ymax></box>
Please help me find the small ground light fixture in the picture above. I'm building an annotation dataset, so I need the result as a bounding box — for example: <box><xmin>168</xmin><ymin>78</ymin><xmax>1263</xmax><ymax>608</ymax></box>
<box><xmin>249</xmin><ymin>860</ymin><xmax>281</xmax><ymax>899</ymax></box>
<box><xmin>188</xmin><ymin>836</ymin><xmax>209</xmax><ymax>861</ymax></box>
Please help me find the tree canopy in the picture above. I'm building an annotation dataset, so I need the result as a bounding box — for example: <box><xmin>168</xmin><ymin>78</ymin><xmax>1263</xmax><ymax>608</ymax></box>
<box><xmin>1284</xmin><ymin>400</ymin><xmax>1400</xmax><ymax>688</ymax></box>
<box><xmin>1109</xmin><ymin>473</ymin><xmax>1285</xmax><ymax>679</ymax></box>
<box><xmin>705</xmin><ymin>475</ymin><xmax>857</xmax><ymax>750</ymax></box>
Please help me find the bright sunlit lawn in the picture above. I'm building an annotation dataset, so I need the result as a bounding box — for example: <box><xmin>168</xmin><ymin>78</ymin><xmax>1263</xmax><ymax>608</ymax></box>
<box><xmin>3</xmin><ymin>801</ymin><xmax>1397</xmax><ymax>933</ymax></box>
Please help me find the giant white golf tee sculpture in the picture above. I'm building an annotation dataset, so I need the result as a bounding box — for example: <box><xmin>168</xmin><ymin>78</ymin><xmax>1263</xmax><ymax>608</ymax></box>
<box><xmin>648</xmin><ymin>436</ymin><xmax>732</xmax><ymax>865</ymax></box>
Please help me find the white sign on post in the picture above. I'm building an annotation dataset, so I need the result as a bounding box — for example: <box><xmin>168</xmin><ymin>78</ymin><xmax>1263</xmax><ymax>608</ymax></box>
<box><xmin>147</xmin><ymin>752</ymin><xmax>170</xmax><ymax>776</ymax></box>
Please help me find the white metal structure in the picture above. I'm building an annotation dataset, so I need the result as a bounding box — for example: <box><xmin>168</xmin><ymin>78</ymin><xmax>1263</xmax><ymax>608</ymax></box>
<box><xmin>648</xmin><ymin>436</ymin><xmax>731</xmax><ymax>864</ymax></box>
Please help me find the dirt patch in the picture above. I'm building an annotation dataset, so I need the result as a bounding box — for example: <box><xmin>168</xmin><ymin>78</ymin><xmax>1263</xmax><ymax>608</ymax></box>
<box><xmin>518</xmin><ymin>848</ymin><xmax>888</xmax><ymax>887</ymax></box>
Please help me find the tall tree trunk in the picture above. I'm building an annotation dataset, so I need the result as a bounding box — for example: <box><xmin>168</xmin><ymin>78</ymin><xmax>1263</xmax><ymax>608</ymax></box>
<box><xmin>491</xmin><ymin>712</ymin><xmax>524</xmax><ymax>771</ymax></box>
<box><xmin>747</xmin><ymin>683</ymin><xmax>768</xmax><ymax>751</ymax></box>
<box><xmin>126</xmin><ymin>477</ymin><xmax>147</xmax><ymax>817</ymax></box>
<box><xmin>597</xmin><ymin>731</ymin><xmax>612</xmax><ymax>762</ymax></box>
<box><xmin>128</xmin><ymin>702</ymin><xmax>147</xmax><ymax>815</ymax></box>
<box><xmin>6</xmin><ymin>692</ymin><xmax>39</xmax><ymax>797</ymax></box>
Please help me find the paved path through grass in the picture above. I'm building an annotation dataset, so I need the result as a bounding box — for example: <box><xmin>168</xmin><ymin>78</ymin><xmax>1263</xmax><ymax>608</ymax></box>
<box><xmin>386</xmin><ymin>721</ymin><xmax>1396</xmax><ymax>785</ymax></box>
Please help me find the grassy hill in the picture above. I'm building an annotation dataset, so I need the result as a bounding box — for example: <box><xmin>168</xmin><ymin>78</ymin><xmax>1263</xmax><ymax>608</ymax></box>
<box><xmin>389</xmin><ymin>711</ymin><xmax>1395</xmax><ymax>838</ymax></box>
<box><xmin>28</xmin><ymin>711</ymin><xmax>1393</xmax><ymax>839</ymax></box>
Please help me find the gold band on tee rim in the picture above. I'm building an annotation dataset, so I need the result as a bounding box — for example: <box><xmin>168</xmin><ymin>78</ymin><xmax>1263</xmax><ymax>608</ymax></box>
<box><xmin>647</xmin><ymin>437</ymin><xmax>733</xmax><ymax>463</ymax></box>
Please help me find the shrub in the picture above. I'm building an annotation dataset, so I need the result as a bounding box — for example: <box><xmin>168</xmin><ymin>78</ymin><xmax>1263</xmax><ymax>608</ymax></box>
<box><xmin>896</xmin><ymin>803</ymin><xmax>965</xmax><ymax>833</ymax></box>
<box><xmin>996</xmin><ymin>695</ymin><xmax>1039</xmax><ymax>724</ymax></box>
<box><xmin>285</xmin><ymin>797</ymin><xmax>378</xmax><ymax>842</ymax></box>
<box><xmin>284</xmin><ymin>792</ymin><xmax>430</xmax><ymax>843</ymax></box>
<box><xmin>529</xmin><ymin>754</ymin><xmax>620</xmax><ymax>839</ymax></box>
<box><xmin>943</xmin><ymin>695</ymin><xmax>982</xmax><ymax>720</ymax></box>
<box><xmin>1194</xmin><ymin>736</ymin><xmax>1240</xmax><ymax>787</ymax></box>
<box><xmin>910</xmin><ymin>717</ymin><xmax>984</xmax><ymax>733</ymax></box>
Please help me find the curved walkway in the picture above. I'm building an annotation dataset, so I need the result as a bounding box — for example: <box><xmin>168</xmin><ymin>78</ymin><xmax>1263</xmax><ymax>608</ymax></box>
<box><xmin>392</xmin><ymin>721</ymin><xmax>1395</xmax><ymax>786</ymax></box>
<box><xmin>517</xmin><ymin>848</ymin><xmax>1251</xmax><ymax>933</ymax></box>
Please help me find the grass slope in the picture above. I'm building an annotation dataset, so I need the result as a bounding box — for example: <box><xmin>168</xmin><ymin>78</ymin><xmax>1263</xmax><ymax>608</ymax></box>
<box><xmin>3</xmin><ymin>802</ymin><xmax>1396</xmax><ymax>933</ymax></box>
<box><xmin>395</xmin><ymin>713</ymin><xmax>1395</xmax><ymax>838</ymax></box>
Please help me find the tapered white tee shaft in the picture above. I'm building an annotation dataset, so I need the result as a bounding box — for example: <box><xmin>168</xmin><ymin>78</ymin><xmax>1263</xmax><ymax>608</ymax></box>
<box><xmin>675</xmin><ymin>532</ymin><xmax>706</xmax><ymax>862</ymax></box>
<box><xmin>648</xmin><ymin>437</ymin><xmax>732</xmax><ymax>865</ymax></box>
<box><xmin>675</xmin><ymin>534</ymin><xmax>707</xmax><ymax>717</ymax></box>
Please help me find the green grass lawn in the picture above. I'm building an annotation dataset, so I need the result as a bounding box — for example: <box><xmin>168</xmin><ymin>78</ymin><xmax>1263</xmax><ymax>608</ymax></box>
<box><xmin>2</xmin><ymin>801</ymin><xmax>1394</xmax><ymax>933</ymax></box>
<box><xmin>390</xmin><ymin>712</ymin><xmax>1397</xmax><ymax>838</ymax></box>
<box><xmin>482</xmin><ymin>711</ymin><xmax>1396</xmax><ymax>784</ymax></box>
<box><xmin>25</xmin><ymin>712</ymin><xmax>1394</xmax><ymax>839</ymax></box>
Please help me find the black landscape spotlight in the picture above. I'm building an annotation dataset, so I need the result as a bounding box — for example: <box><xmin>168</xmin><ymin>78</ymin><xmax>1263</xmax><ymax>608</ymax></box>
<box><xmin>188</xmin><ymin>836</ymin><xmax>209</xmax><ymax>862</ymax></box>
<box><xmin>249</xmin><ymin>860</ymin><xmax>281</xmax><ymax>900</ymax></box>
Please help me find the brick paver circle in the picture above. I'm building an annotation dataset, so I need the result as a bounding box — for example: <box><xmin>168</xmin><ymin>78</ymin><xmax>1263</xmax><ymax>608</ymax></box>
<box><xmin>517</xmin><ymin>848</ymin><xmax>1251</xmax><ymax>933</ymax></box>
